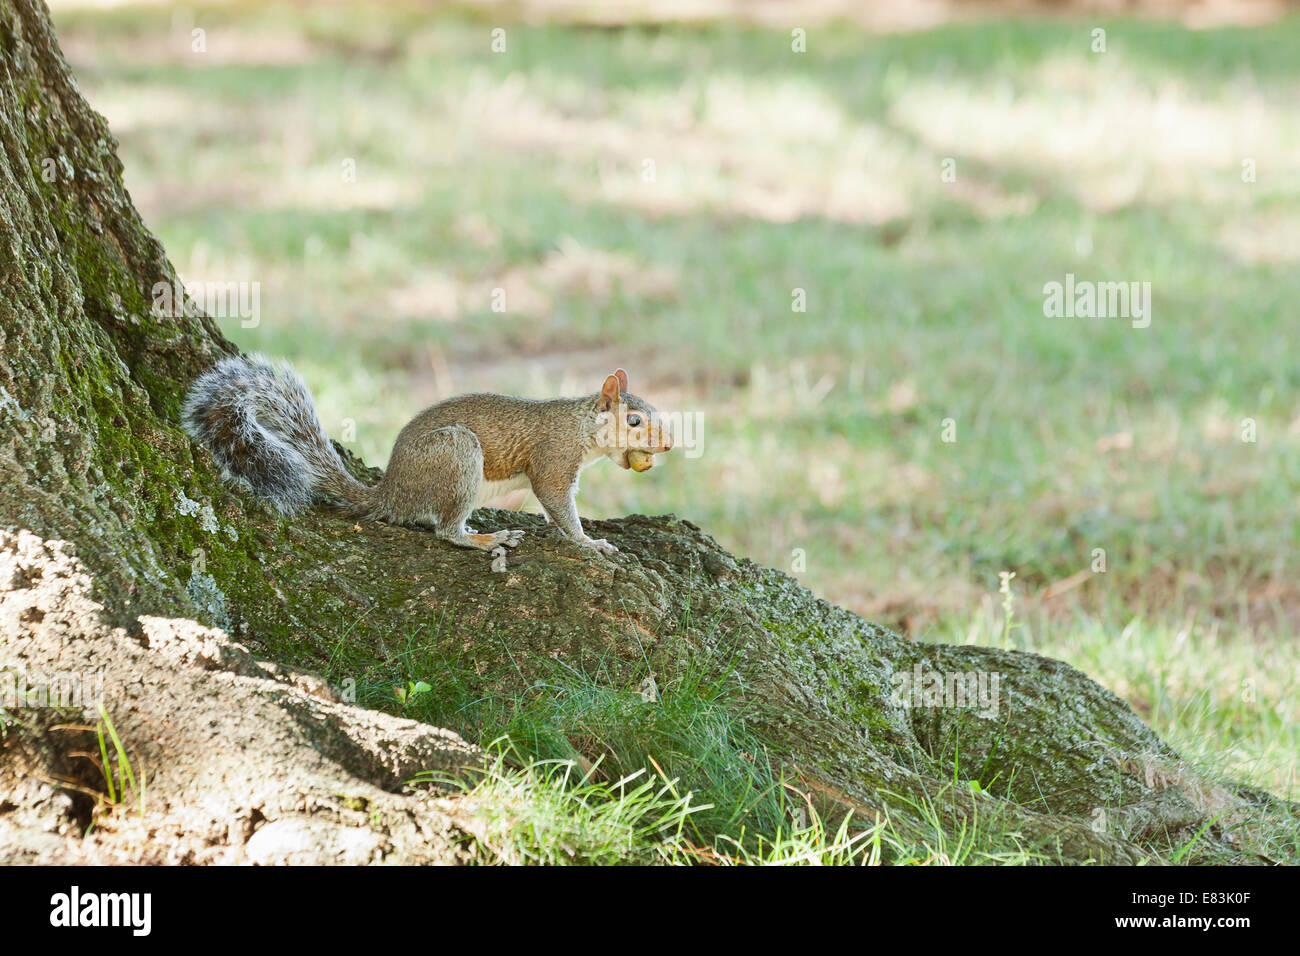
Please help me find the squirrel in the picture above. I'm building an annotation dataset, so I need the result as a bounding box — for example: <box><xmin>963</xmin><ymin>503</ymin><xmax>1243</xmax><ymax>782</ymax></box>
<box><xmin>181</xmin><ymin>354</ymin><xmax>673</xmax><ymax>556</ymax></box>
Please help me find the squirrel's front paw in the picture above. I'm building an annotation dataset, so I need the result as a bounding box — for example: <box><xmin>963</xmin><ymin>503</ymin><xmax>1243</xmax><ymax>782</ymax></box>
<box><xmin>582</xmin><ymin>536</ymin><xmax>619</xmax><ymax>555</ymax></box>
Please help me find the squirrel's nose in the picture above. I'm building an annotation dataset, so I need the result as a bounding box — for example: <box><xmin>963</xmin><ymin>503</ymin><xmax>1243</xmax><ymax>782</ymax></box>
<box><xmin>661</xmin><ymin>434</ymin><xmax>674</xmax><ymax>451</ymax></box>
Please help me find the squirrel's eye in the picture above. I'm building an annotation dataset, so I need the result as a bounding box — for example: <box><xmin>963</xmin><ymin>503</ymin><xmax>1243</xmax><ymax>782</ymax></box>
<box><xmin>627</xmin><ymin>413</ymin><xmax>642</xmax><ymax>428</ymax></box>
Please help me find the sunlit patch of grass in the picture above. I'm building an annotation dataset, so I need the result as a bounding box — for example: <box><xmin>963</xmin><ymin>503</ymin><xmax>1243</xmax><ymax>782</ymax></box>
<box><xmin>417</xmin><ymin>755</ymin><xmax>702</xmax><ymax>865</ymax></box>
<box><xmin>891</xmin><ymin>51</ymin><xmax>1299</xmax><ymax>212</ymax></box>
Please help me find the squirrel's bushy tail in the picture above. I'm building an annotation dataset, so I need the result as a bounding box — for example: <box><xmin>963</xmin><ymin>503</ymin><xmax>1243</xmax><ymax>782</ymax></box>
<box><xmin>181</xmin><ymin>354</ymin><xmax>371</xmax><ymax>516</ymax></box>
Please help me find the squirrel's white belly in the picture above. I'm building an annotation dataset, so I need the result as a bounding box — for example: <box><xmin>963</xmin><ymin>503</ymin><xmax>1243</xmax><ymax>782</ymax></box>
<box><xmin>476</xmin><ymin>473</ymin><xmax>532</xmax><ymax>506</ymax></box>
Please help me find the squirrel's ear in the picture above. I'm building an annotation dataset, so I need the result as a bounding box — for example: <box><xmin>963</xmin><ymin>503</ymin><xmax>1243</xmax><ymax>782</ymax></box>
<box><xmin>614</xmin><ymin>368</ymin><xmax>629</xmax><ymax>392</ymax></box>
<box><xmin>599</xmin><ymin>373</ymin><xmax>621</xmax><ymax>410</ymax></box>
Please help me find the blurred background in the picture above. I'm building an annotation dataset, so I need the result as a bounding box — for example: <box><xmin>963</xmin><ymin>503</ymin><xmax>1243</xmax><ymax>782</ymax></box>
<box><xmin>50</xmin><ymin>0</ymin><xmax>1298</xmax><ymax>797</ymax></box>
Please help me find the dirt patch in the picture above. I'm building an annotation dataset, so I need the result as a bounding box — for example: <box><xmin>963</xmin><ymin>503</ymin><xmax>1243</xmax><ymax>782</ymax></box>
<box><xmin>0</xmin><ymin>529</ymin><xmax>481</xmax><ymax>864</ymax></box>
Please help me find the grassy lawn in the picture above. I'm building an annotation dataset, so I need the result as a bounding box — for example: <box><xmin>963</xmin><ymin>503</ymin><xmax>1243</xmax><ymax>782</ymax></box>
<box><xmin>53</xmin><ymin>0</ymin><xmax>1299</xmax><ymax>818</ymax></box>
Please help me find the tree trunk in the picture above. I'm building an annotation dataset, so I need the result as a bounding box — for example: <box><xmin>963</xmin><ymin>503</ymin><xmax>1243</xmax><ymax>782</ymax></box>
<box><xmin>0</xmin><ymin>0</ymin><xmax>1284</xmax><ymax>864</ymax></box>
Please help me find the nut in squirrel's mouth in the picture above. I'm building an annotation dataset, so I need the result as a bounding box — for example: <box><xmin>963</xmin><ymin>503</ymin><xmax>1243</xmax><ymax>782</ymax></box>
<box><xmin>622</xmin><ymin>450</ymin><xmax>655</xmax><ymax>472</ymax></box>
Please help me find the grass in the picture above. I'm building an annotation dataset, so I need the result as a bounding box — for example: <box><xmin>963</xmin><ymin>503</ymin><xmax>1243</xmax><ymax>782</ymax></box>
<box><xmin>404</xmin><ymin>660</ymin><xmax>1060</xmax><ymax>865</ymax></box>
<box><xmin>424</xmin><ymin>751</ymin><xmax>894</xmax><ymax>865</ymax></box>
<box><xmin>49</xmin><ymin>0</ymin><xmax>1300</xmax><ymax>855</ymax></box>
<box><xmin>348</xmin><ymin>627</ymin><xmax>805</xmax><ymax>850</ymax></box>
<box><xmin>95</xmin><ymin>702</ymin><xmax>145</xmax><ymax>813</ymax></box>
<box><xmin>430</xmin><ymin>747</ymin><xmax>1108</xmax><ymax>864</ymax></box>
<box><xmin>418</xmin><ymin>756</ymin><xmax>706</xmax><ymax>865</ymax></box>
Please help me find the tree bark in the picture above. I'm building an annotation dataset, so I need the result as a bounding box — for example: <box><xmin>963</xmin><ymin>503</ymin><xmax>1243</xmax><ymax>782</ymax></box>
<box><xmin>0</xmin><ymin>0</ymin><xmax>1285</xmax><ymax>863</ymax></box>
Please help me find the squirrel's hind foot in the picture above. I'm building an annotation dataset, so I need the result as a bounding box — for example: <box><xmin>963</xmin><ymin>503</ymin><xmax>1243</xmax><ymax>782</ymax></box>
<box><xmin>439</xmin><ymin>526</ymin><xmax>525</xmax><ymax>551</ymax></box>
